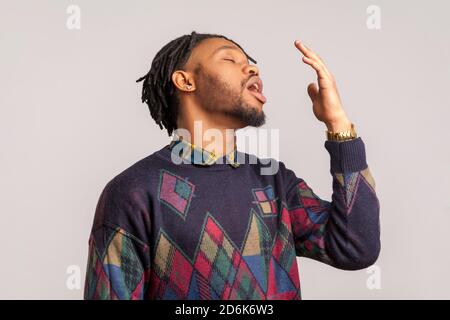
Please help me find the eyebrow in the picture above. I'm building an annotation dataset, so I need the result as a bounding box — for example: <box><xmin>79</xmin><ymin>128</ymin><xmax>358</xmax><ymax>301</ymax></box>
<box><xmin>211</xmin><ymin>45</ymin><xmax>245</xmax><ymax>58</ymax></box>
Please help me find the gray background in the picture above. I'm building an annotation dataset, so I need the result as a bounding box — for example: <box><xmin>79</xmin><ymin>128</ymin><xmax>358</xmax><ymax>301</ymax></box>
<box><xmin>1</xmin><ymin>0</ymin><xmax>449</xmax><ymax>299</ymax></box>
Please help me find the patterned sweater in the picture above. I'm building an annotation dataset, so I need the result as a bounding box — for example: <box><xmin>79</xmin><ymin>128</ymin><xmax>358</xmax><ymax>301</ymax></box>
<box><xmin>84</xmin><ymin>137</ymin><xmax>380</xmax><ymax>300</ymax></box>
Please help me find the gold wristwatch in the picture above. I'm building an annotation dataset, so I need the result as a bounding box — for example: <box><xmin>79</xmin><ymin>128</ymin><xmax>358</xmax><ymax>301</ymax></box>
<box><xmin>326</xmin><ymin>123</ymin><xmax>357</xmax><ymax>141</ymax></box>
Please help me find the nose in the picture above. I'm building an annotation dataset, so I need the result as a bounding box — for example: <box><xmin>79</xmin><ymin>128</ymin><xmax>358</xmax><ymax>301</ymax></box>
<box><xmin>244</xmin><ymin>64</ymin><xmax>259</xmax><ymax>76</ymax></box>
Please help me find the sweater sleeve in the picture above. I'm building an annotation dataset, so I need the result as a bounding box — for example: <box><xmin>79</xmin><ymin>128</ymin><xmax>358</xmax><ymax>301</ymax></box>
<box><xmin>83</xmin><ymin>178</ymin><xmax>152</xmax><ymax>299</ymax></box>
<box><xmin>283</xmin><ymin>137</ymin><xmax>380</xmax><ymax>270</ymax></box>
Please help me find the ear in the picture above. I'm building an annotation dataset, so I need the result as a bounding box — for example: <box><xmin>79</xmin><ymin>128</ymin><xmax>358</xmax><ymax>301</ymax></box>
<box><xmin>172</xmin><ymin>70</ymin><xmax>195</xmax><ymax>92</ymax></box>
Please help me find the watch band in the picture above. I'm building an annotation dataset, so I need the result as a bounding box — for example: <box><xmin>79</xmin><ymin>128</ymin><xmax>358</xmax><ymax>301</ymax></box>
<box><xmin>326</xmin><ymin>123</ymin><xmax>357</xmax><ymax>141</ymax></box>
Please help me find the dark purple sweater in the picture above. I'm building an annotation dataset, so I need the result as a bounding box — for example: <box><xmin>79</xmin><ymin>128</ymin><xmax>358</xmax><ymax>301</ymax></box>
<box><xmin>84</xmin><ymin>137</ymin><xmax>380</xmax><ymax>300</ymax></box>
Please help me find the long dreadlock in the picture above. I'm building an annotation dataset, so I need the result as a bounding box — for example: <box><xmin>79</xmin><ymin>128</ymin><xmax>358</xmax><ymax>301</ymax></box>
<box><xmin>136</xmin><ymin>31</ymin><xmax>257</xmax><ymax>136</ymax></box>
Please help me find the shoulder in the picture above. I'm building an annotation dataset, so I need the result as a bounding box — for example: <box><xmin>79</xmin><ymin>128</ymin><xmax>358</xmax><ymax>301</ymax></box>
<box><xmin>101</xmin><ymin>145</ymin><xmax>169</xmax><ymax>201</ymax></box>
<box><xmin>90</xmin><ymin>150</ymin><xmax>165</xmax><ymax>238</ymax></box>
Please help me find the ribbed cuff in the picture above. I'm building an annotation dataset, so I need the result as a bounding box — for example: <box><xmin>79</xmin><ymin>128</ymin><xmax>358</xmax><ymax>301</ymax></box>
<box><xmin>324</xmin><ymin>137</ymin><xmax>367</xmax><ymax>173</ymax></box>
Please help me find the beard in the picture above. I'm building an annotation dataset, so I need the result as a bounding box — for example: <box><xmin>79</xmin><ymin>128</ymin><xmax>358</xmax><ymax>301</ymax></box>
<box><xmin>194</xmin><ymin>67</ymin><xmax>266</xmax><ymax>127</ymax></box>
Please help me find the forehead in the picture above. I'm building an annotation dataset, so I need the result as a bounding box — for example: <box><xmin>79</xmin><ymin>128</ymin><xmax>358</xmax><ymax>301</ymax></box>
<box><xmin>186</xmin><ymin>37</ymin><xmax>247</xmax><ymax>67</ymax></box>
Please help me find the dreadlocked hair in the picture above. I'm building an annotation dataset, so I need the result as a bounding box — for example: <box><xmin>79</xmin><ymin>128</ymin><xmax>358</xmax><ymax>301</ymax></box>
<box><xmin>136</xmin><ymin>31</ymin><xmax>257</xmax><ymax>136</ymax></box>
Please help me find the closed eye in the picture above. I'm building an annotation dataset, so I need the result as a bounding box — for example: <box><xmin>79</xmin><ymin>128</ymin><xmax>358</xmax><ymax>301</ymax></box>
<box><xmin>223</xmin><ymin>58</ymin><xmax>235</xmax><ymax>63</ymax></box>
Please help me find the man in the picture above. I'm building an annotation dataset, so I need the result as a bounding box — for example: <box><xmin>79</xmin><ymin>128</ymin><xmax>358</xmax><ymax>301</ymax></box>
<box><xmin>84</xmin><ymin>31</ymin><xmax>380</xmax><ymax>300</ymax></box>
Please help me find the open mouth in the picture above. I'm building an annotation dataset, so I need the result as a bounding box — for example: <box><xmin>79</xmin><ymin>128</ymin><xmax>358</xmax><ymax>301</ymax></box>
<box><xmin>246</xmin><ymin>79</ymin><xmax>267</xmax><ymax>104</ymax></box>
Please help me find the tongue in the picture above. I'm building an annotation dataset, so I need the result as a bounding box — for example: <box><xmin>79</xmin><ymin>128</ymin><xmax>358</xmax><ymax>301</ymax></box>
<box><xmin>248</xmin><ymin>88</ymin><xmax>267</xmax><ymax>103</ymax></box>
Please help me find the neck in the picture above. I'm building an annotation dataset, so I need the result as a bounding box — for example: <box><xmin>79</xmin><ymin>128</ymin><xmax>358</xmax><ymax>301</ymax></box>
<box><xmin>175</xmin><ymin>106</ymin><xmax>238</xmax><ymax>158</ymax></box>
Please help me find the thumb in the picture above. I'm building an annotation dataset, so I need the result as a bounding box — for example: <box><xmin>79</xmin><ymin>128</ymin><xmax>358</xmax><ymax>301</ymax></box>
<box><xmin>307</xmin><ymin>82</ymin><xmax>318</xmax><ymax>102</ymax></box>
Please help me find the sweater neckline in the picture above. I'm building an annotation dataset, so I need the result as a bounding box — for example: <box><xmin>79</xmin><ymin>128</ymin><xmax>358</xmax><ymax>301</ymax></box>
<box><xmin>155</xmin><ymin>144</ymin><xmax>245</xmax><ymax>172</ymax></box>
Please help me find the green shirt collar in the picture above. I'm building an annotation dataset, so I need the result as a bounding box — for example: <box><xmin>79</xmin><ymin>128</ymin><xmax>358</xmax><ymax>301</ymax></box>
<box><xmin>169</xmin><ymin>136</ymin><xmax>240</xmax><ymax>168</ymax></box>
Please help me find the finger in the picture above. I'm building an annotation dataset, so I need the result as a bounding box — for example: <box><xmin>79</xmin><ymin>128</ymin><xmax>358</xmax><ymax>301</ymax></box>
<box><xmin>307</xmin><ymin>83</ymin><xmax>318</xmax><ymax>101</ymax></box>
<box><xmin>294</xmin><ymin>40</ymin><xmax>332</xmax><ymax>76</ymax></box>
<box><xmin>302</xmin><ymin>56</ymin><xmax>329</xmax><ymax>81</ymax></box>
<box><xmin>294</xmin><ymin>40</ymin><xmax>324</xmax><ymax>65</ymax></box>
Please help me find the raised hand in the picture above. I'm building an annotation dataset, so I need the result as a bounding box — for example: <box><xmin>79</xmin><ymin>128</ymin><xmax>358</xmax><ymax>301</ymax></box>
<box><xmin>294</xmin><ymin>40</ymin><xmax>352</xmax><ymax>132</ymax></box>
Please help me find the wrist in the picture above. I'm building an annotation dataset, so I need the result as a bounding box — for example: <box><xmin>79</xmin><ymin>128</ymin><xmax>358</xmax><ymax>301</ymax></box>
<box><xmin>325</xmin><ymin>118</ymin><xmax>352</xmax><ymax>132</ymax></box>
<box><xmin>326</xmin><ymin>122</ymin><xmax>357</xmax><ymax>142</ymax></box>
